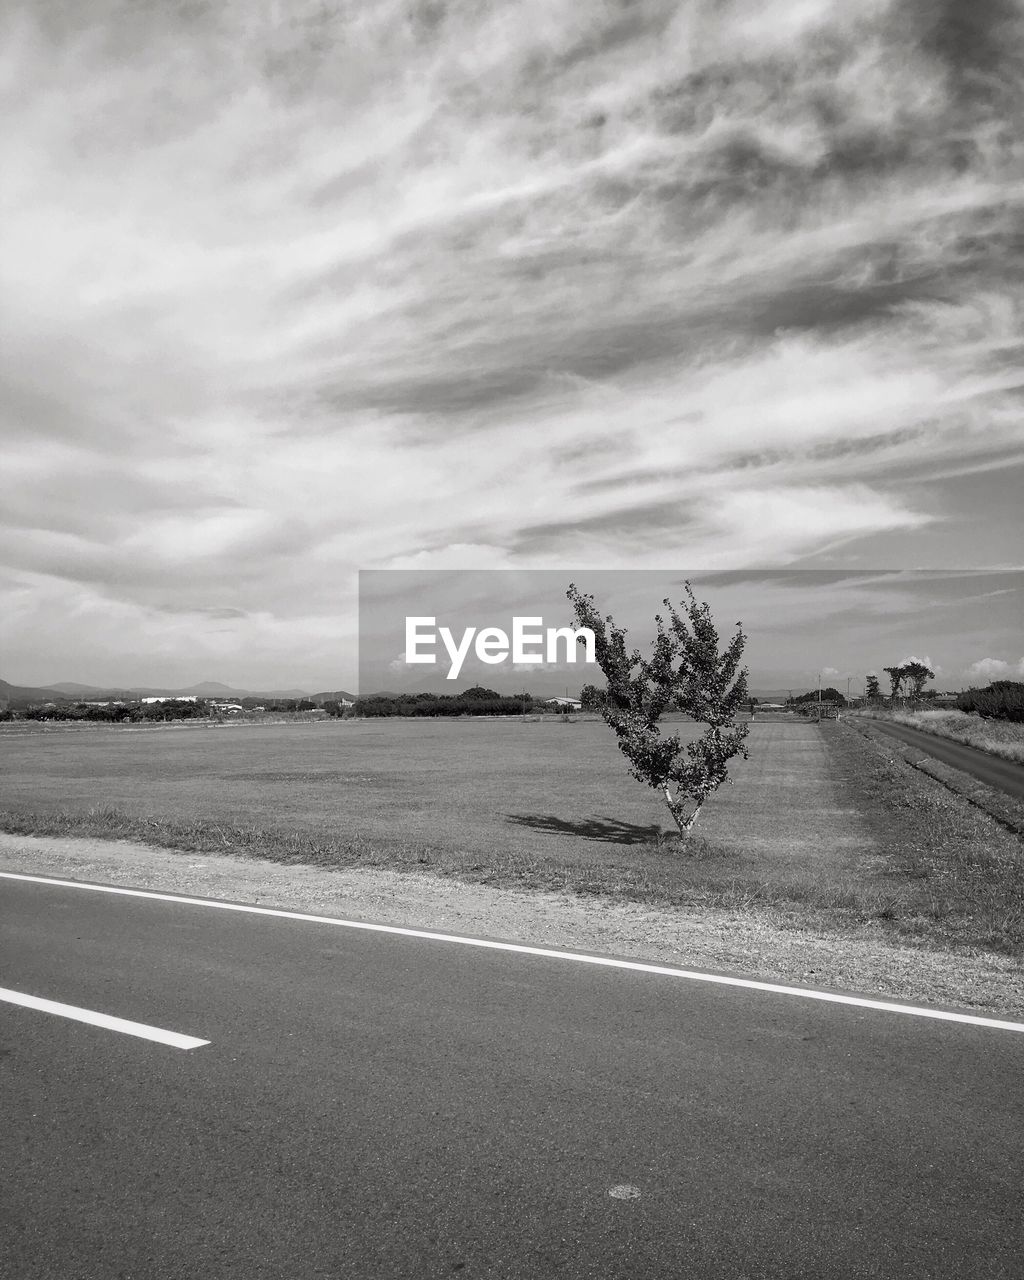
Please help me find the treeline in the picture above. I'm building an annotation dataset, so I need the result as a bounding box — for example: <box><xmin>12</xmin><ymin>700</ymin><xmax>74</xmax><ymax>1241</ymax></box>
<box><xmin>13</xmin><ymin>699</ymin><xmax>216</xmax><ymax>723</ymax></box>
<box><xmin>351</xmin><ymin>687</ymin><xmax>538</xmax><ymax>718</ymax></box>
<box><xmin>787</xmin><ymin>688</ymin><xmax>847</xmax><ymax>708</ymax></box>
<box><xmin>956</xmin><ymin>681</ymin><xmax>1024</xmax><ymax>722</ymax></box>
<box><xmin>245</xmin><ymin>698</ymin><xmax>318</xmax><ymax>712</ymax></box>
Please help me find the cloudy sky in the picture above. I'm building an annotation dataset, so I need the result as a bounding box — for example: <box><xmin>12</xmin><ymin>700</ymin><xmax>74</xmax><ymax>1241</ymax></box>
<box><xmin>360</xmin><ymin>568</ymin><xmax>1024</xmax><ymax>695</ymax></box>
<box><xmin>2</xmin><ymin>0</ymin><xmax>1022</xmax><ymax>691</ymax></box>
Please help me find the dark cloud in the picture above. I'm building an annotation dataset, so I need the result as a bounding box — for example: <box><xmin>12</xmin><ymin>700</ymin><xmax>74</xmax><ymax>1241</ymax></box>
<box><xmin>912</xmin><ymin>0</ymin><xmax>1024</xmax><ymax>104</ymax></box>
<box><xmin>688</xmin><ymin>569</ymin><xmax>900</xmax><ymax>590</ymax></box>
<box><xmin>321</xmin><ymin>364</ymin><xmax>545</xmax><ymax>416</ymax></box>
<box><xmin>515</xmin><ymin>499</ymin><xmax>696</xmax><ymax>554</ymax></box>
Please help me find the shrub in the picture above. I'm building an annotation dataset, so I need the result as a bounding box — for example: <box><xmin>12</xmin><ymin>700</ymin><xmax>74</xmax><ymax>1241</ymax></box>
<box><xmin>957</xmin><ymin>681</ymin><xmax>1024</xmax><ymax>722</ymax></box>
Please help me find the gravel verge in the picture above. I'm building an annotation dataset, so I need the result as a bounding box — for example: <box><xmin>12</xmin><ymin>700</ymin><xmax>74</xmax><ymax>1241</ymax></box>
<box><xmin>4</xmin><ymin>831</ymin><xmax>1023</xmax><ymax>1019</ymax></box>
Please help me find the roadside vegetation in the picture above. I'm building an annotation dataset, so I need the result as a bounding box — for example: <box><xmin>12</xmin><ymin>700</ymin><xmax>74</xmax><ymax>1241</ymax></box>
<box><xmin>826</xmin><ymin>725</ymin><xmax>1024</xmax><ymax>955</ymax></box>
<box><xmin>2</xmin><ymin>717</ymin><xmax>1022</xmax><ymax>958</ymax></box>
<box><xmin>854</xmin><ymin>705</ymin><xmax>1024</xmax><ymax>765</ymax></box>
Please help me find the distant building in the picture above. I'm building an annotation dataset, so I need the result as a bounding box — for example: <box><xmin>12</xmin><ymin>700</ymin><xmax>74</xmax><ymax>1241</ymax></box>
<box><xmin>544</xmin><ymin>696</ymin><xmax>583</xmax><ymax>710</ymax></box>
<box><xmin>140</xmin><ymin>695</ymin><xmax>199</xmax><ymax>705</ymax></box>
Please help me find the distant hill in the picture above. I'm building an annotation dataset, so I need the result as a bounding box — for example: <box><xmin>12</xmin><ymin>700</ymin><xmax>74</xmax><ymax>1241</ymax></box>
<box><xmin>0</xmin><ymin>678</ymin><xmax>72</xmax><ymax>708</ymax></box>
<box><xmin>20</xmin><ymin>681</ymin><xmax>258</xmax><ymax>702</ymax></box>
<box><xmin>0</xmin><ymin>676</ymin><xmax>333</xmax><ymax>708</ymax></box>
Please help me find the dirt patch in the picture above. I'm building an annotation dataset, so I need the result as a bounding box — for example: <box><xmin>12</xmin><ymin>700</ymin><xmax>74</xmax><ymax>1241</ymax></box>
<box><xmin>4</xmin><ymin>831</ymin><xmax>1023</xmax><ymax>1019</ymax></box>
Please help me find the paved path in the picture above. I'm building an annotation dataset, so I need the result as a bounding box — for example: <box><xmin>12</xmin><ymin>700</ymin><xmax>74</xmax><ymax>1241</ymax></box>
<box><xmin>849</xmin><ymin>716</ymin><xmax>1024</xmax><ymax>799</ymax></box>
<box><xmin>3</xmin><ymin>874</ymin><xmax>1023</xmax><ymax>1278</ymax></box>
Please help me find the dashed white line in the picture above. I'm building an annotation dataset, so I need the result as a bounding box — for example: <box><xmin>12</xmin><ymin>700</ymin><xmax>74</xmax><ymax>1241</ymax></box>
<box><xmin>3</xmin><ymin>869</ymin><xmax>1024</xmax><ymax>1034</ymax></box>
<box><xmin>0</xmin><ymin>985</ymin><xmax>209</xmax><ymax>1050</ymax></box>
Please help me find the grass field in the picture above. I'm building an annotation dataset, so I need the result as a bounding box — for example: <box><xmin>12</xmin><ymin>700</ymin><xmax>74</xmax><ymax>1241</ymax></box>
<box><xmin>2</xmin><ymin>716</ymin><xmax>1022</xmax><ymax>955</ymax></box>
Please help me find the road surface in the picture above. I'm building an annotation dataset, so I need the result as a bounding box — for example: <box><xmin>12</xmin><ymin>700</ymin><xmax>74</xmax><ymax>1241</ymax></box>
<box><xmin>3</xmin><ymin>873</ymin><xmax>1023</xmax><ymax>1278</ymax></box>
<box><xmin>850</xmin><ymin>716</ymin><xmax>1024</xmax><ymax>800</ymax></box>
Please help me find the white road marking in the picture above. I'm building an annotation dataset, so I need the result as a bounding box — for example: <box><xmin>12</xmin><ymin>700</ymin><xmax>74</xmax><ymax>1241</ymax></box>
<box><xmin>3</xmin><ymin>869</ymin><xmax>1024</xmax><ymax>1034</ymax></box>
<box><xmin>608</xmin><ymin>1185</ymin><xmax>641</xmax><ymax>1200</ymax></box>
<box><xmin>0</xmin><ymin>985</ymin><xmax>209</xmax><ymax>1050</ymax></box>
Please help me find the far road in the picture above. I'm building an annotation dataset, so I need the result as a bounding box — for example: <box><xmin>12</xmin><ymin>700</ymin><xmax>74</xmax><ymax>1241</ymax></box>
<box><xmin>850</xmin><ymin>716</ymin><xmax>1024</xmax><ymax>800</ymax></box>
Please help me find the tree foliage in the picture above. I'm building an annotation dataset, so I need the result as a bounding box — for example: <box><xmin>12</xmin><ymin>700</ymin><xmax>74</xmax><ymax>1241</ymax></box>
<box><xmin>787</xmin><ymin>688</ymin><xmax>847</xmax><ymax>707</ymax></box>
<box><xmin>883</xmin><ymin>661</ymin><xmax>935</xmax><ymax>701</ymax></box>
<box><xmin>883</xmin><ymin>665</ymin><xmax>905</xmax><ymax>699</ymax></box>
<box><xmin>957</xmin><ymin>681</ymin><xmax>1024</xmax><ymax>722</ymax></box>
<box><xmin>566</xmin><ymin>581</ymin><xmax>750</xmax><ymax>838</ymax></box>
<box><xmin>579</xmin><ymin>683</ymin><xmax>607</xmax><ymax>712</ymax></box>
<box><xmin>354</xmin><ymin>690</ymin><xmax>533</xmax><ymax>717</ymax></box>
<box><xmin>865</xmin><ymin>674</ymin><xmax>881</xmax><ymax>700</ymax></box>
<box><xmin>17</xmin><ymin>698</ymin><xmax>212</xmax><ymax>723</ymax></box>
<box><xmin>900</xmin><ymin>661</ymin><xmax>935</xmax><ymax>699</ymax></box>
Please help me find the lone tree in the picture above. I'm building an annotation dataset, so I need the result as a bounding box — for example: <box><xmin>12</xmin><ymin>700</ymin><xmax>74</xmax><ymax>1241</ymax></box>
<box><xmin>567</xmin><ymin>581</ymin><xmax>750</xmax><ymax>838</ymax></box>
<box><xmin>865</xmin><ymin>674</ymin><xmax>881</xmax><ymax>700</ymax></box>
<box><xmin>901</xmin><ymin>660</ymin><xmax>935</xmax><ymax>699</ymax></box>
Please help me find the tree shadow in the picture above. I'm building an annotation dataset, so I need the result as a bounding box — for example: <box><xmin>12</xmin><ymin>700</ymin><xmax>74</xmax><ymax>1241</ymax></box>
<box><xmin>505</xmin><ymin>813</ymin><xmax>668</xmax><ymax>845</ymax></box>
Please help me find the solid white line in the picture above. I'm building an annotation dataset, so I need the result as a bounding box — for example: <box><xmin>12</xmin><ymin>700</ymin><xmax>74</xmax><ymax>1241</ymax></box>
<box><xmin>3</xmin><ymin>869</ymin><xmax>1024</xmax><ymax>1034</ymax></box>
<box><xmin>0</xmin><ymin>985</ymin><xmax>209</xmax><ymax>1050</ymax></box>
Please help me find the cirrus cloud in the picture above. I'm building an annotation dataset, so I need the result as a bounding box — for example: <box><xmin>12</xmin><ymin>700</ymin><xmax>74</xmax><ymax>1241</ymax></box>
<box><xmin>2</xmin><ymin>0</ymin><xmax>1023</xmax><ymax>686</ymax></box>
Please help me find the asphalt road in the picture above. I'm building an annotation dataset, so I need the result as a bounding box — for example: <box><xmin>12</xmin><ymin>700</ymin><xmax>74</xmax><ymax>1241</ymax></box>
<box><xmin>3</xmin><ymin>876</ymin><xmax>1024</xmax><ymax>1279</ymax></box>
<box><xmin>849</xmin><ymin>716</ymin><xmax>1024</xmax><ymax>800</ymax></box>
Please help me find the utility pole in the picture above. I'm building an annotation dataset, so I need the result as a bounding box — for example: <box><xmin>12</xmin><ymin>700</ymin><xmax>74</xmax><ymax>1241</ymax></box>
<box><xmin>817</xmin><ymin>671</ymin><xmax>822</xmax><ymax>722</ymax></box>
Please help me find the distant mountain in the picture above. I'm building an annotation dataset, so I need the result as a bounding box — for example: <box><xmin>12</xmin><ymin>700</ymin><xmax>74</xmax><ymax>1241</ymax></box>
<box><xmin>0</xmin><ymin>678</ymin><xmax>72</xmax><ymax>707</ymax></box>
<box><xmin>0</xmin><ymin>677</ymin><xmax>322</xmax><ymax>706</ymax></box>
<box><xmin>36</xmin><ymin>682</ymin><xmax>255</xmax><ymax>701</ymax></box>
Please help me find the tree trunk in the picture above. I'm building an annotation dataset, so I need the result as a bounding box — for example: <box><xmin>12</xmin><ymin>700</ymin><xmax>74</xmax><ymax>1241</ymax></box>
<box><xmin>662</xmin><ymin>787</ymin><xmax>701</xmax><ymax>838</ymax></box>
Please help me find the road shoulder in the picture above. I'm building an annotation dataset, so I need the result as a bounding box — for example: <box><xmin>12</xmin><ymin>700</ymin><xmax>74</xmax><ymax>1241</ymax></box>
<box><xmin>4</xmin><ymin>830</ymin><xmax>1023</xmax><ymax>1018</ymax></box>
